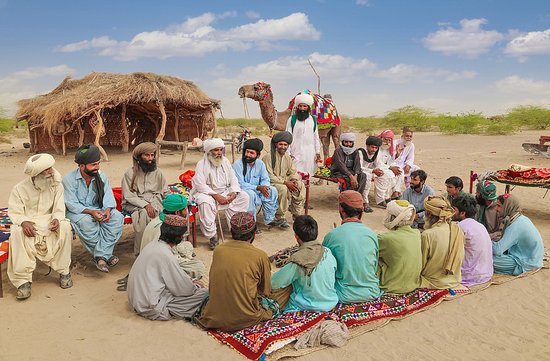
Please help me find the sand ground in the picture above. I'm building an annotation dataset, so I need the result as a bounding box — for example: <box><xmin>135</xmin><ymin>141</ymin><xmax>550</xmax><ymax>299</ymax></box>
<box><xmin>1</xmin><ymin>130</ymin><xmax>549</xmax><ymax>361</ymax></box>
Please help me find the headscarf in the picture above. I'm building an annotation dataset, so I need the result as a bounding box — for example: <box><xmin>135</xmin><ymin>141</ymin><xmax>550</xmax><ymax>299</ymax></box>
<box><xmin>242</xmin><ymin>138</ymin><xmax>264</xmax><ymax>176</ymax></box>
<box><xmin>271</xmin><ymin>131</ymin><xmax>293</xmax><ymax>169</ymax></box>
<box><xmin>383</xmin><ymin>200</ymin><xmax>416</xmax><ymax>230</ymax></box>
<box><xmin>364</xmin><ymin>136</ymin><xmax>382</xmax><ymax>162</ymax></box>
<box><xmin>338</xmin><ymin>190</ymin><xmax>364</xmax><ymax>209</ymax></box>
<box><xmin>24</xmin><ymin>153</ymin><xmax>55</xmax><ymax>177</ymax></box>
<box><xmin>294</xmin><ymin>93</ymin><xmax>314</xmax><ymax>107</ymax></box>
<box><xmin>160</xmin><ymin>193</ymin><xmax>188</xmax><ymax>221</ymax></box>
<box><xmin>378</xmin><ymin>129</ymin><xmax>395</xmax><ymax>156</ymax></box>
<box><xmin>130</xmin><ymin>142</ymin><xmax>157</xmax><ymax>192</ymax></box>
<box><xmin>203</xmin><ymin>138</ymin><xmax>225</xmax><ymax>153</ymax></box>
<box><xmin>75</xmin><ymin>144</ymin><xmax>104</xmax><ymax>208</ymax></box>
<box><xmin>500</xmin><ymin>194</ymin><xmax>522</xmax><ymax>232</ymax></box>
<box><xmin>340</xmin><ymin>132</ymin><xmax>357</xmax><ymax>156</ymax></box>
<box><xmin>476</xmin><ymin>180</ymin><xmax>497</xmax><ymax>201</ymax></box>
<box><xmin>230</xmin><ymin>211</ymin><xmax>256</xmax><ymax>237</ymax></box>
<box><xmin>424</xmin><ymin>195</ymin><xmax>463</xmax><ymax>275</ymax></box>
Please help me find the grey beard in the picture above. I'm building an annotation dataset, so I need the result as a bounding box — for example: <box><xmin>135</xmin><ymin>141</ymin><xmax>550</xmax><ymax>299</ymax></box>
<box><xmin>208</xmin><ymin>153</ymin><xmax>224</xmax><ymax>167</ymax></box>
<box><xmin>33</xmin><ymin>175</ymin><xmax>55</xmax><ymax>191</ymax></box>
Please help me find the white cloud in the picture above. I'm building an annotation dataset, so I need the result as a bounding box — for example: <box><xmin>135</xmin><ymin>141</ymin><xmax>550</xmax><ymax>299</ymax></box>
<box><xmin>374</xmin><ymin>64</ymin><xmax>477</xmax><ymax>83</ymax></box>
<box><xmin>504</xmin><ymin>29</ymin><xmax>550</xmax><ymax>60</ymax></box>
<box><xmin>495</xmin><ymin>75</ymin><xmax>550</xmax><ymax>95</ymax></box>
<box><xmin>355</xmin><ymin>0</ymin><xmax>369</xmax><ymax>5</ymax></box>
<box><xmin>57</xmin><ymin>12</ymin><xmax>320</xmax><ymax>60</ymax></box>
<box><xmin>423</xmin><ymin>18</ymin><xmax>503</xmax><ymax>57</ymax></box>
<box><xmin>245</xmin><ymin>11</ymin><xmax>260</xmax><ymax>19</ymax></box>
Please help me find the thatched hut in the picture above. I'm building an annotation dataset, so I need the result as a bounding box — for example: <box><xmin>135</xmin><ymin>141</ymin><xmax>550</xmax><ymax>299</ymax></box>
<box><xmin>16</xmin><ymin>72</ymin><xmax>219</xmax><ymax>160</ymax></box>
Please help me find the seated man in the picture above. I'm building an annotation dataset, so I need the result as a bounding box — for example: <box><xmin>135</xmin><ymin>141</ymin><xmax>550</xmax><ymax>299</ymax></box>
<box><xmin>360</xmin><ymin>136</ymin><xmax>398</xmax><ymax>213</ymax></box>
<box><xmin>262</xmin><ymin>131</ymin><xmax>306</xmax><ymax>227</ymax></box>
<box><xmin>394</xmin><ymin>127</ymin><xmax>419</xmax><ymax>187</ymax></box>
<box><xmin>377</xmin><ymin>200</ymin><xmax>422</xmax><ymax>294</ymax></box>
<box><xmin>141</xmin><ymin>193</ymin><xmax>205</xmax><ymax>280</ymax></box>
<box><xmin>122</xmin><ymin>142</ymin><xmax>167</xmax><ymax>255</ymax></box>
<box><xmin>233</xmin><ymin>138</ymin><xmax>279</xmax><ymax>227</ymax></box>
<box><xmin>377</xmin><ymin>129</ymin><xmax>405</xmax><ymax>201</ymax></box>
<box><xmin>401</xmin><ymin>169</ymin><xmax>435</xmax><ymax>229</ymax></box>
<box><xmin>323</xmin><ymin>190</ymin><xmax>382</xmax><ymax>303</ymax></box>
<box><xmin>330</xmin><ymin>132</ymin><xmax>367</xmax><ymax>197</ymax></box>
<box><xmin>444</xmin><ymin>176</ymin><xmax>466</xmax><ymax>204</ymax></box>
<box><xmin>127</xmin><ymin>214</ymin><xmax>208</xmax><ymax>320</ymax></box>
<box><xmin>63</xmin><ymin>144</ymin><xmax>123</xmax><ymax>272</ymax></box>
<box><xmin>492</xmin><ymin>194</ymin><xmax>544</xmax><ymax>275</ymax></box>
<box><xmin>197</xmin><ymin>212</ymin><xmax>290</xmax><ymax>332</ymax></box>
<box><xmin>272</xmin><ymin>215</ymin><xmax>338</xmax><ymax>312</ymax></box>
<box><xmin>475</xmin><ymin>180</ymin><xmax>502</xmax><ymax>239</ymax></box>
<box><xmin>451</xmin><ymin>195</ymin><xmax>493</xmax><ymax>286</ymax></box>
<box><xmin>420</xmin><ymin>196</ymin><xmax>465</xmax><ymax>289</ymax></box>
<box><xmin>8</xmin><ymin>154</ymin><xmax>73</xmax><ymax>300</ymax></box>
<box><xmin>191</xmin><ymin>138</ymin><xmax>249</xmax><ymax>249</ymax></box>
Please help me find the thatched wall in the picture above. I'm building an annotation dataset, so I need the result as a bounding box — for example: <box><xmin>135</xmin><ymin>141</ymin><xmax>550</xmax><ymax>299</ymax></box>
<box><xmin>17</xmin><ymin>72</ymin><xmax>219</xmax><ymax>154</ymax></box>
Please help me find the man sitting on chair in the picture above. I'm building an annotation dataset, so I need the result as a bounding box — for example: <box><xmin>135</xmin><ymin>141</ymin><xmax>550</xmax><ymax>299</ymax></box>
<box><xmin>191</xmin><ymin>138</ymin><xmax>249</xmax><ymax>250</ymax></box>
<box><xmin>232</xmin><ymin>138</ymin><xmax>279</xmax><ymax>228</ymax></box>
<box><xmin>330</xmin><ymin>132</ymin><xmax>367</xmax><ymax>200</ymax></box>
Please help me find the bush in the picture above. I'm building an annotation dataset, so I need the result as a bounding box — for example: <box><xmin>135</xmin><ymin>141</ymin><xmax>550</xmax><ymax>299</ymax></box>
<box><xmin>504</xmin><ymin>105</ymin><xmax>550</xmax><ymax>130</ymax></box>
<box><xmin>382</xmin><ymin>105</ymin><xmax>436</xmax><ymax>132</ymax></box>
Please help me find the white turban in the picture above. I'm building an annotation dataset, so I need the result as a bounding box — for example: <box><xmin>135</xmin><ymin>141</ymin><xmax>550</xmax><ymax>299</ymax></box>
<box><xmin>24</xmin><ymin>153</ymin><xmax>55</xmax><ymax>177</ymax></box>
<box><xmin>294</xmin><ymin>93</ymin><xmax>314</xmax><ymax>107</ymax></box>
<box><xmin>341</xmin><ymin>133</ymin><xmax>356</xmax><ymax>142</ymax></box>
<box><xmin>383</xmin><ymin>200</ymin><xmax>416</xmax><ymax>230</ymax></box>
<box><xmin>203</xmin><ymin>138</ymin><xmax>225</xmax><ymax>153</ymax></box>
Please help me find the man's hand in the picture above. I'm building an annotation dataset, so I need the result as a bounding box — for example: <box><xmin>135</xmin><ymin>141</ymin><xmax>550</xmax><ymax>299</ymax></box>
<box><xmin>404</xmin><ymin>165</ymin><xmax>411</xmax><ymax>174</ymax></box>
<box><xmin>90</xmin><ymin>210</ymin><xmax>105</xmax><ymax>222</ymax></box>
<box><xmin>390</xmin><ymin>166</ymin><xmax>402</xmax><ymax>176</ymax></box>
<box><xmin>285</xmin><ymin>180</ymin><xmax>299</xmax><ymax>193</ymax></box>
<box><xmin>49</xmin><ymin>218</ymin><xmax>60</xmax><ymax>232</ymax></box>
<box><xmin>315</xmin><ymin>153</ymin><xmax>321</xmax><ymax>163</ymax></box>
<box><xmin>226</xmin><ymin>192</ymin><xmax>237</xmax><ymax>204</ymax></box>
<box><xmin>21</xmin><ymin>221</ymin><xmax>37</xmax><ymax>237</ymax></box>
<box><xmin>103</xmin><ymin>208</ymin><xmax>112</xmax><ymax>222</ymax></box>
<box><xmin>212</xmin><ymin>194</ymin><xmax>228</xmax><ymax>205</ymax></box>
<box><xmin>349</xmin><ymin>174</ymin><xmax>358</xmax><ymax>189</ymax></box>
<box><xmin>257</xmin><ymin>185</ymin><xmax>270</xmax><ymax>198</ymax></box>
<box><xmin>373</xmin><ymin>169</ymin><xmax>384</xmax><ymax>177</ymax></box>
<box><xmin>145</xmin><ymin>204</ymin><xmax>157</xmax><ymax>218</ymax></box>
<box><xmin>414</xmin><ymin>214</ymin><xmax>419</xmax><ymax>221</ymax></box>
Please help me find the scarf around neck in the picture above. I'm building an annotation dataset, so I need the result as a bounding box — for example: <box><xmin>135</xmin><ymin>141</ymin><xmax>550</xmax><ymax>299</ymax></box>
<box><xmin>289</xmin><ymin>242</ymin><xmax>325</xmax><ymax>277</ymax></box>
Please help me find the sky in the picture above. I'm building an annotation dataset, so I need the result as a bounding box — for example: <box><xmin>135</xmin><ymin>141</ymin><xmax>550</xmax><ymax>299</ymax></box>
<box><xmin>1</xmin><ymin>0</ymin><xmax>550</xmax><ymax>119</ymax></box>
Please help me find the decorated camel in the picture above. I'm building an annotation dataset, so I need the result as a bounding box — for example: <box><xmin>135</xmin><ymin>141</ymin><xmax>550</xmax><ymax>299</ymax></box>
<box><xmin>238</xmin><ymin>82</ymin><xmax>341</xmax><ymax>161</ymax></box>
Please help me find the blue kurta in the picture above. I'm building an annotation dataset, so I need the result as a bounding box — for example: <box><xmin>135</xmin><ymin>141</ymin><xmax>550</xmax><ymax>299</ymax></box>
<box><xmin>63</xmin><ymin>168</ymin><xmax>123</xmax><ymax>259</ymax></box>
<box><xmin>401</xmin><ymin>184</ymin><xmax>435</xmax><ymax>227</ymax></box>
<box><xmin>233</xmin><ymin>158</ymin><xmax>278</xmax><ymax>225</ymax></box>
<box><xmin>272</xmin><ymin>247</ymin><xmax>338</xmax><ymax>312</ymax></box>
<box><xmin>323</xmin><ymin>222</ymin><xmax>383</xmax><ymax>303</ymax></box>
<box><xmin>492</xmin><ymin>215</ymin><xmax>544</xmax><ymax>275</ymax></box>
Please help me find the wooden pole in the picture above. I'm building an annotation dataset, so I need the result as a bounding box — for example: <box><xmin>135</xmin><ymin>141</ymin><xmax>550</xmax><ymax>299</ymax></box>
<box><xmin>156</xmin><ymin>102</ymin><xmax>167</xmax><ymax>142</ymax></box>
<box><xmin>308</xmin><ymin>58</ymin><xmax>321</xmax><ymax>94</ymax></box>
<box><xmin>121</xmin><ymin>104</ymin><xmax>129</xmax><ymax>153</ymax></box>
<box><xmin>62</xmin><ymin>133</ymin><xmax>67</xmax><ymax>156</ymax></box>
<box><xmin>174</xmin><ymin>107</ymin><xmax>180</xmax><ymax>142</ymax></box>
<box><xmin>76</xmin><ymin>121</ymin><xmax>85</xmax><ymax>147</ymax></box>
<box><xmin>93</xmin><ymin>110</ymin><xmax>109</xmax><ymax>161</ymax></box>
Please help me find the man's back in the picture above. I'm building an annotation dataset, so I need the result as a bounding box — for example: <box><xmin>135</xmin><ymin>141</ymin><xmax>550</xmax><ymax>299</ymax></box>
<box><xmin>198</xmin><ymin>241</ymin><xmax>272</xmax><ymax>332</ymax></box>
<box><xmin>458</xmin><ymin>218</ymin><xmax>493</xmax><ymax>286</ymax></box>
<box><xmin>323</xmin><ymin>222</ymin><xmax>382</xmax><ymax>303</ymax></box>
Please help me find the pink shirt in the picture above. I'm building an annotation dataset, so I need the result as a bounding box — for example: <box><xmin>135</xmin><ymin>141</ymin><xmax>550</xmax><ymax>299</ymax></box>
<box><xmin>458</xmin><ymin>218</ymin><xmax>494</xmax><ymax>286</ymax></box>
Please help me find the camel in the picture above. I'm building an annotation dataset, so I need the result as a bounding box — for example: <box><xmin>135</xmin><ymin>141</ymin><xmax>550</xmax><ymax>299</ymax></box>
<box><xmin>238</xmin><ymin>82</ymin><xmax>341</xmax><ymax>162</ymax></box>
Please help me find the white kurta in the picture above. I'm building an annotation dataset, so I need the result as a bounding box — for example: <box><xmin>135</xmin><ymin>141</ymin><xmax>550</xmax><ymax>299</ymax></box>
<box><xmin>394</xmin><ymin>139</ymin><xmax>419</xmax><ymax>184</ymax></box>
<box><xmin>377</xmin><ymin>148</ymin><xmax>404</xmax><ymax>195</ymax></box>
<box><xmin>359</xmin><ymin>151</ymin><xmax>398</xmax><ymax>205</ymax></box>
<box><xmin>190</xmin><ymin>157</ymin><xmax>249</xmax><ymax>238</ymax></box>
<box><xmin>7</xmin><ymin>171</ymin><xmax>72</xmax><ymax>288</ymax></box>
<box><xmin>286</xmin><ymin>116</ymin><xmax>321</xmax><ymax>175</ymax></box>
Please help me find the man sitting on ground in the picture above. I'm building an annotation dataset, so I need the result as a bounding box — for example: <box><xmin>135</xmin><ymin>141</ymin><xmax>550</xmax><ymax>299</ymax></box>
<box><xmin>401</xmin><ymin>169</ymin><xmax>435</xmax><ymax>229</ymax></box>
<box><xmin>394</xmin><ymin>127</ymin><xmax>419</xmax><ymax>187</ymax></box>
<box><xmin>360</xmin><ymin>136</ymin><xmax>398</xmax><ymax>213</ymax></box>
<box><xmin>63</xmin><ymin>144</ymin><xmax>123</xmax><ymax>272</ymax></box>
<box><xmin>127</xmin><ymin>214</ymin><xmax>208</xmax><ymax>320</ymax></box>
<box><xmin>420</xmin><ymin>196</ymin><xmax>465</xmax><ymax>289</ymax></box>
<box><xmin>191</xmin><ymin>138</ymin><xmax>249</xmax><ymax>249</ymax></box>
<box><xmin>451</xmin><ymin>195</ymin><xmax>493</xmax><ymax>286</ymax></box>
<box><xmin>377</xmin><ymin>200</ymin><xmax>422</xmax><ymax>294</ymax></box>
<box><xmin>8</xmin><ymin>154</ymin><xmax>73</xmax><ymax>300</ymax></box>
<box><xmin>272</xmin><ymin>215</ymin><xmax>338</xmax><ymax>312</ymax></box>
<box><xmin>444</xmin><ymin>176</ymin><xmax>466</xmax><ymax>204</ymax></box>
<box><xmin>377</xmin><ymin>129</ymin><xmax>405</xmax><ymax>202</ymax></box>
<box><xmin>197</xmin><ymin>212</ymin><xmax>290</xmax><ymax>332</ymax></box>
<box><xmin>492</xmin><ymin>194</ymin><xmax>543</xmax><ymax>275</ymax></box>
<box><xmin>330</xmin><ymin>132</ymin><xmax>367</xmax><ymax>197</ymax></box>
<box><xmin>262</xmin><ymin>131</ymin><xmax>306</xmax><ymax>227</ymax></box>
<box><xmin>122</xmin><ymin>142</ymin><xmax>167</xmax><ymax>255</ymax></box>
<box><xmin>233</xmin><ymin>138</ymin><xmax>279</xmax><ymax>228</ymax></box>
<box><xmin>475</xmin><ymin>180</ymin><xmax>502</xmax><ymax>240</ymax></box>
<box><xmin>323</xmin><ymin>190</ymin><xmax>382</xmax><ymax>303</ymax></box>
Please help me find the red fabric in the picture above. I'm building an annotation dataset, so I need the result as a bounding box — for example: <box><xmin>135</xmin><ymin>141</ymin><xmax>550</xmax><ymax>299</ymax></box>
<box><xmin>179</xmin><ymin>170</ymin><xmax>195</xmax><ymax>189</ymax></box>
<box><xmin>0</xmin><ymin>241</ymin><xmax>8</xmax><ymax>263</ymax></box>
<box><xmin>112</xmin><ymin>187</ymin><xmax>123</xmax><ymax>212</ymax></box>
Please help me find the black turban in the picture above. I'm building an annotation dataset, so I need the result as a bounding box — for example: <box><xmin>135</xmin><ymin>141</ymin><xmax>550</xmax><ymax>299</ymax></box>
<box><xmin>366</xmin><ymin>136</ymin><xmax>383</xmax><ymax>147</ymax></box>
<box><xmin>270</xmin><ymin>131</ymin><xmax>293</xmax><ymax>169</ymax></box>
<box><xmin>75</xmin><ymin>144</ymin><xmax>101</xmax><ymax>164</ymax></box>
<box><xmin>242</xmin><ymin>138</ymin><xmax>264</xmax><ymax>176</ymax></box>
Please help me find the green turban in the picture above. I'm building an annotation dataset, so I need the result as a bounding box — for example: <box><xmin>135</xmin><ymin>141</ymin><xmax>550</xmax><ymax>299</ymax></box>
<box><xmin>476</xmin><ymin>180</ymin><xmax>497</xmax><ymax>201</ymax></box>
<box><xmin>160</xmin><ymin>193</ymin><xmax>188</xmax><ymax>221</ymax></box>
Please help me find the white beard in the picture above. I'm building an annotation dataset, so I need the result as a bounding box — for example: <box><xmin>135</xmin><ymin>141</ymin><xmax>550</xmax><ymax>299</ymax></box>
<box><xmin>33</xmin><ymin>174</ymin><xmax>56</xmax><ymax>191</ymax></box>
<box><xmin>381</xmin><ymin>144</ymin><xmax>390</xmax><ymax>150</ymax></box>
<box><xmin>207</xmin><ymin>153</ymin><xmax>223</xmax><ymax>167</ymax></box>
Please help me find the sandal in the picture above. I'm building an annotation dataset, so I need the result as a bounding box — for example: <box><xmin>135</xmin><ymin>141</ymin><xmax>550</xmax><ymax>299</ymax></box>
<box><xmin>116</xmin><ymin>275</ymin><xmax>128</xmax><ymax>292</ymax></box>
<box><xmin>94</xmin><ymin>257</ymin><xmax>109</xmax><ymax>273</ymax></box>
<box><xmin>107</xmin><ymin>255</ymin><xmax>119</xmax><ymax>267</ymax></box>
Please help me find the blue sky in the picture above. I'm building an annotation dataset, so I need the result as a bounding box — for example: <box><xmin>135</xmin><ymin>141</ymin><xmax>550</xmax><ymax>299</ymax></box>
<box><xmin>1</xmin><ymin>0</ymin><xmax>550</xmax><ymax>119</ymax></box>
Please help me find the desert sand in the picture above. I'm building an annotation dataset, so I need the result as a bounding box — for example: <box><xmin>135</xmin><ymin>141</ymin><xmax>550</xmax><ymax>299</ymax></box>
<box><xmin>1</xmin><ymin>129</ymin><xmax>549</xmax><ymax>361</ymax></box>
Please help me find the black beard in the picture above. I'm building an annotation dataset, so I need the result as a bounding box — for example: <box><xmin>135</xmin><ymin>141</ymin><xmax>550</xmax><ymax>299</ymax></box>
<box><xmin>84</xmin><ymin>168</ymin><xmax>98</xmax><ymax>176</ymax></box>
<box><xmin>138</xmin><ymin>159</ymin><xmax>157</xmax><ymax>172</ymax></box>
<box><xmin>296</xmin><ymin>109</ymin><xmax>309</xmax><ymax>121</ymax></box>
<box><xmin>476</xmin><ymin>195</ymin><xmax>485</xmax><ymax>206</ymax></box>
<box><xmin>244</xmin><ymin>156</ymin><xmax>257</xmax><ymax>164</ymax></box>
<box><xmin>411</xmin><ymin>183</ymin><xmax>422</xmax><ymax>191</ymax></box>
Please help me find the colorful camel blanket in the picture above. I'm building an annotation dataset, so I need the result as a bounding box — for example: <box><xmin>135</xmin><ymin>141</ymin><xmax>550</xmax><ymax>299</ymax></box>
<box><xmin>287</xmin><ymin>89</ymin><xmax>341</xmax><ymax>129</ymax></box>
<box><xmin>207</xmin><ymin>288</ymin><xmax>450</xmax><ymax>360</ymax></box>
